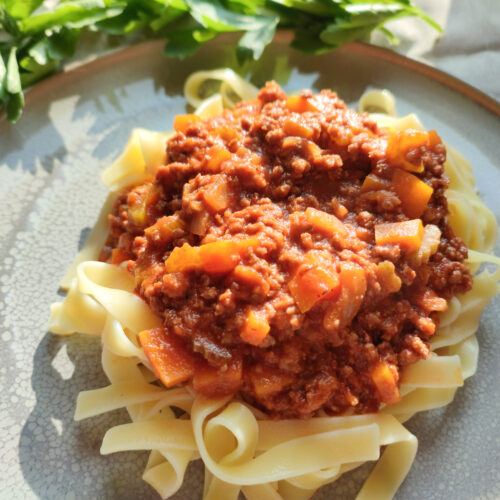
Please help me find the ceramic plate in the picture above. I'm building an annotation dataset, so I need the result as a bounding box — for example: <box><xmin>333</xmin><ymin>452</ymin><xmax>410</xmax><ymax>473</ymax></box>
<box><xmin>1</xmin><ymin>34</ymin><xmax>499</xmax><ymax>500</ymax></box>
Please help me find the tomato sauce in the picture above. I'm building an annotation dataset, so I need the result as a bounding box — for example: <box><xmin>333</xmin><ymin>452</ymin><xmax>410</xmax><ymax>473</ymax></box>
<box><xmin>102</xmin><ymin>82</ymin><xmax>472</xmax><ymax>418</ymax></box>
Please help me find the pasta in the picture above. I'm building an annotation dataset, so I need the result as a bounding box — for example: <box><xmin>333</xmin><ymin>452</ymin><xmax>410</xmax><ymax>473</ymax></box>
<box><xmin>50</xmin><ymin>69</ymin><xmax>500</xmax><ymax>499</ymax></box>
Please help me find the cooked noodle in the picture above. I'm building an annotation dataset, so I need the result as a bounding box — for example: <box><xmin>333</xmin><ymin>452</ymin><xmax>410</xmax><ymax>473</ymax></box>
<box><xmin>50</xmin><ymin>69</ymin><xmax>499</xmax><ymax>500</ymax></box>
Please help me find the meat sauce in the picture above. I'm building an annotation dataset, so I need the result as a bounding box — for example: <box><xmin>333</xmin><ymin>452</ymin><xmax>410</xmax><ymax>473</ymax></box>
<box><xmin>102</xmin><ymin>82</ymin><xmax>472</xmax><ymax>418</ymax></box>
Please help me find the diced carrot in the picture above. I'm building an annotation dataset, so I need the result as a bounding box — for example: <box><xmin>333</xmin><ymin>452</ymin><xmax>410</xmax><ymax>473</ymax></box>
<box><xmin>237</xmin><ymin>237</ymin><xmax>261</xmax><ymax>257</ymax></box>
<box><xmin>285</xmin><ymin>95</ymin><xmax>319</xmax><ymax>113</ymax></box>
<box><xmin>212</xmin><ymin>126</ymin><xmax>242</xmax><ymax>143</ymax></box>
<box><xmin>144</xmin><ymin>215</ymin><xmax>185</xmax><ymax>244</ymax></box>
<box><xmin>205</xmin><ymin>145</ymin><xmax>232</xmax><ymax>172</ymax></box>
<box><xmin>233</xmin><ymin>265</ymin><xmax>270</xmax><ymax>296</ymax></box>
<box><xmin>174</xmin><ymin>114</ymin><xmax>202</xmax><ymax>134</ymax></box>
<box><xmin>323</xmin><ymin>262</ymin><xmax>367</xmax><ymax>330</ymax></box>
<box><xmin>305</xmin><ymin>207</ymin><xmax>348</xmax><ymax>239</ymax></box>
<box><xmin>427</xmin><ymin>130</ymin><xmax>443</xmax><ymax>149</ymax></box>
<box><xmin>374</xmin><ymin>219</ymin><xmax>424</xmax><ymax>252</ymax></box>
<box><xmin>371</xmin><ymin>361</ymin><xmax>401</xmax><ymax>406</ymax></box>
<box><xmin>110</xmin><ymin>248</ymin><xmax>131</xmax><ymax>265</ymax></box>
<box><xmin>199</xmin><ymin>240</ymin><xmax>240</xmax><ymax>274</ymax></box>
<box><xmin>304</xmin><ymin>249</ymin><xmax>336</xmax><ymax>269</ymax></box>
<box><xmin>193</xmin><ymin>358</ymin><xmax>243</xmax><ymax>397</ymax></box>
<box><xmin>165</xmin><ymin>243</ymin><xmax>202</xmax><ymax>273</ymax></box>
<box><xmin>360</xmin><ymin>173</ymin><xmax>391</xmax><ymax>193</ymax></box>
<box><xmin>413</xmin><ymin>288</ymin><xmax>448</xmax><ymax>313</ymax></box>
<box><xmin>202</xmin><ymin>174</ymin><xmax>230</xmax><ymax>213</ymax></box>
<box><xmin>139</xmin><ymin>328</ymin><xmax>196</xmax><ymax>387</ymax></box>
<box><xmin>240</xmin><ymin>309</ymin><xmax>271</xmax><ymax>346</ymax></box>
<box><xmin>283</xmin><ymin>118</ymin><xmax>314</xmax><ymax>139</ymax></box>
<box><xmin>249</xmin><ymin>366</ymin><xmax>294</xmax><ymax>398</ymax></box>
<box><xmin>392</xmin><ymin>168</ymin><xmax>433</xmax><ymax>219</ymax></box>
<box><xmin>386</xmin><ymin>129</ymin><xmax>429</xmax><ymax>173</ymax></box>
<box><xmin>289</xmin><ymin>264</ymin><xmax>340</xmax><ymax>313</ymax></box>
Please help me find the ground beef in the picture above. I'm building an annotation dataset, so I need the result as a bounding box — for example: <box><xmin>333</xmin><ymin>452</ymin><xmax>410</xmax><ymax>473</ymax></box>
<box><xmin>103</xmin><ymin>82</ymin><xmax>472</xmax><ymax>419</ymax></box>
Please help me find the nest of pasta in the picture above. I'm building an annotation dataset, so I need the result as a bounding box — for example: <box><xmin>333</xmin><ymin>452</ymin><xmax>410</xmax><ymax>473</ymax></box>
<box><xmin>50</xmin><ymin>70</ymin><xmax>499</xmax><ymax>500</ymax></box>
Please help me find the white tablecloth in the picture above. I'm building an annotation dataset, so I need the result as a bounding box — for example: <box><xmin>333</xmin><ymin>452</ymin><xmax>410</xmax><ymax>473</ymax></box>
<box><xmin>372</xmin><ymin>0</ymin><xmax>500</xmax><ymax>102</ymax></box>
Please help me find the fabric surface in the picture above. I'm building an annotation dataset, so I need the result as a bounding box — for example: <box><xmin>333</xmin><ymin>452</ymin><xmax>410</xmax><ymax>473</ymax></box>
<box><xmin>372</xmin><ymin>0</ymin><xmax>500</xmax><ymax>102</ymax></box>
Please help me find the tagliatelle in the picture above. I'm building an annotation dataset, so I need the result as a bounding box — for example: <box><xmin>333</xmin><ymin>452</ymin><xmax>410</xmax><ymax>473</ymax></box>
<box><xmin>50</xmin><ymin>70</ymin><xmax>500</xmax><ymax>499</ymax></box>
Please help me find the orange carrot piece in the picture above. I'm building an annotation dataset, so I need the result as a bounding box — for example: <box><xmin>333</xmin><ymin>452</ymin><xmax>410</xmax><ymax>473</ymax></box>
<box><xmin>392</xmin><ymin>169</ymin><xmax>433</xmax><ymax>219</ymax></box>
<box><xmin>233</xmin><ymin>265</ymin><xmax>270</xmax><ymax>296</ymax></box>
<box><xmin>360</xmin><ymin>173</ymin><xmax>391</xmax><ymax>193</ymax></box>
<box><xmin>165</xmin><ymin>243</ymin><xmax>202</xmax><ymax>273</ymax></box>
<box><xmin>139</xmin><ymin>328</ymin><xmax>195</xmax><ymax>387</ymax></box>
<box><xmin>237</xmin><ymin>237</ymin><xmax>261</xmax><ymax>257</ymax></box>
<box><xmin>305</xmin><ymin>207</ymin><xmax>348</xmax><ymax>238</ymax></box>
<box><xmin>110</xmin><ymin>248</ymin><xmax>131</xmax><ymax>265</ymax></box>
<box><xmin>174</xmin><ymin>114</ymin><xmax>202</xmax><ymax>134</ymax></box>
<box><xmin>283</xmin><ymin>118</ymin><xmax>314</xmax><ymax>139</ymax></box>
<box><xmin>375</xmin><ymin>219</ymin><xmax>424</xmax><ymax>252</ymax></box>
<box><xmin>413</xmin><ymin>288</ymin><xmax>448</xmax><ymax>313</ymax></box>
<box><xmin>285</xmin><ymin>95</ymin><xmax>319</xmax><ymax>113</ymax></box>
<box><xmin>240</xmin><ymin>309</ymin><xmax>271</xmax><ymax>346</ymax></box>
<box><xmin>371</xmin><ymin>361</ymin><xmax>401</xmax><ymax>406</ymax></box>
<box><xmin>193</xmin><ymin>358</ymin><xmax>243</xmax><ymax>397</ymax></box>
<box><xmin>212</xmin><ymin>126</ymin><xmax>242</xmax><ymax>143</ymax></box>
<box><xmin>249</xmin><ymin>366</ymin><xmax>294</xmax><ymax>398</ymax></box>
<box><xmin>205</xmin><ymin>145</ymin><xmax>232</xmax><ymax>172</ymax></box>
<box><xmin>386</xmin><ymin>129</ymin><xmax>429</xmax><ymax>173</ymax></box>
<box><xmin>202</xmin><ymin>174</ymin><xmax>230</xmax><ymax>213</ymax></box>
<box><xmin>199</xmin><ymin>240</ymin><xmax>240</xmax><ymax>274</ymax></box>
<box><xmin>289</xmin><ymin>265</ymin><xmax>340</xmax><ymax>313</ymax></box>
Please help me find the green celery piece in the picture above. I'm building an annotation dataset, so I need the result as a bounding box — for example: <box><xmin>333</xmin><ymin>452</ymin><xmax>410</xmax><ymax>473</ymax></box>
<box><xmin>19</xmin><ymin>1</ymin><xmax>127</xmax><ymax>34</ymax></box>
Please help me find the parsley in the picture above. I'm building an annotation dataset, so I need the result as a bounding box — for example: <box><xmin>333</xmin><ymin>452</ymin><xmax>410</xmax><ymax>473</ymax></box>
<box><xmin>0</xmin><ymin>0</ymin><xmax>440</xmax><ymax>122</ymax></box>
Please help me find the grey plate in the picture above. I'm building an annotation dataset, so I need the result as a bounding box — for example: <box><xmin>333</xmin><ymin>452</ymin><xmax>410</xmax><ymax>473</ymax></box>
<box><xmin>1</xmin><ymin>35</ymin><xmax>499</xmax><ymax>500</ymax></box>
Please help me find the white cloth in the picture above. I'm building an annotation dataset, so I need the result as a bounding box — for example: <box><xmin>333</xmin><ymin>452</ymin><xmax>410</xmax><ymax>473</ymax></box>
<box><xmin>372</xmin><ymin>0</ymin><xmax>500</xmax><ymax>102</ymax></box>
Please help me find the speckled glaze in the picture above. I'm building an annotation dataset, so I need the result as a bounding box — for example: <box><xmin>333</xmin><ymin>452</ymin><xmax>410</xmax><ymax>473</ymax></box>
<box><xmin>1</xmin><ymin>36</ymin><xmax>499</xmax><ymax>500</ymax></box>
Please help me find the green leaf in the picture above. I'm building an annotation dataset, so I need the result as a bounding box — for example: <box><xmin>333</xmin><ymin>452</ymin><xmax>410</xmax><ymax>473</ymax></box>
<box><xmin>291</xmin><ymin>26</ymin><xmax>338</xmax><ymax>54</ymax></box>
<box><xmin>163</xmin><ymin>28</ymin><xmax>216</xmax><ymax>58</ymax></box>
<box><xmin>0</xmin><ymin>6</ymin><xmax>21</xmax><ymax>36</ymax></box>
<box><xmin>6</xmin><ymin>46</ymin><xmax>21</xmax><ymax>93</ymax></box>
<box><xmin>5</xmin><ymin>0</ymin><xmax>44</xmax><ymax>20</ymax></box>
<box><xmin>6</xmin><ymin>89</ymin><xmax>24</xmax><ymax>122</ymax></box>
<box><xmin>236</xmin><ymin>15</ymin><xmax>278</xmax><ymax>62</ymax></box>
<box><xmin>20</xmin><ymin>58</ymin><xmax>59</xmax><ymax>87</ymax></box>
<box><xmin>150</xmin><ymin>7</ymin><xmax>186</xmax><ymax>32</ymax></box>
<box><xmin>186</xmin><ymin>0</ymin><xmax>269</xmax><ymax>32</ymax></box>
<box><xmin>26</xmin><ymin>28</ymin><xmax>80</xmax><ymax>66</ymax></box>
<box><xmin>267</xmin><ymin>0</ymin><xmax>342</xmax><ymax>17</ymax></box>
<box><xmin>0</xmin><ymin>53</ymin><xmax>7</xmax><ymax>102</ymax></box>
<box><xmin>19</xmin><ymin>1</ymin><xmax>127</xmax><ymax>34</ymax></box>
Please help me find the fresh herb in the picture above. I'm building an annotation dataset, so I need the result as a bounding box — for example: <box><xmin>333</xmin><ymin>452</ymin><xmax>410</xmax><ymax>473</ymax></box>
<box><xmin>0</xmin><ymin>0</ymin><xmax>440</xmax><ymax>122</ymax></box>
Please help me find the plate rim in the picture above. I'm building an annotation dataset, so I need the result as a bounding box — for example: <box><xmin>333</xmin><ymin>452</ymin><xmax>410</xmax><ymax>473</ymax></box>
<box><xmin>1</xmin><ymin>33</ymin><xmax>499</xmax><ymax>125</ymax></box>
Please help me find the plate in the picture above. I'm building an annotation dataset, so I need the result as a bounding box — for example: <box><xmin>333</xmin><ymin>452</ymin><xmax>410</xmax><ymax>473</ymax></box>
<box><xmin>1</xmin><ymin>34</ymin><xmax>499</xmax><ymax>500</ymax></box>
